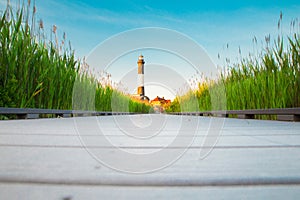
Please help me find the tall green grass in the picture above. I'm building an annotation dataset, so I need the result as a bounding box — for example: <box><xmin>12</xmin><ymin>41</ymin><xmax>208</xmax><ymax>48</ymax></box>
<box><xmin>0</xmin><ymin>1</ymin><xmax>150</xmax><ymax>115</ymax></box>
<box><xmin>168</xmin><ymin>15</ymin><xmax>300</xmax><ymax>114</ymax></box>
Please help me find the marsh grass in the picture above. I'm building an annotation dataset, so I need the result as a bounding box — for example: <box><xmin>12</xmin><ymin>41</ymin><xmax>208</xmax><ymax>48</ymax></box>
<box><xmin>0</xmin><ymin>1</ymin><xmax>150</xmax><ymax>116</ymax></box>
<box><xmin>168</xmin><ymin>14</ymin><xmax>300</xmax><ymax>117</ymax></box>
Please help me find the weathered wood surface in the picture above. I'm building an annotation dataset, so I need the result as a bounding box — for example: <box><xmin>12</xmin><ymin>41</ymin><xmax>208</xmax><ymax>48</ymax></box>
<box><xmin>0</xmin><ymin>107</ymin><xmax>137</xmax><ymax>119</ymax></box>
<box><xmin>0</xmin><ymin>115</ymin><xmax>300</xmax><ymax>199</ymax></box>
<box><xmin>171</xmin><ymin>107</ymin><xmax>300</xmax><ymax>121</ymax></box>
<box><xmin>2</xmin><ymin>107</ymin><xmax>300</xmax><ymax>121</ymax></box>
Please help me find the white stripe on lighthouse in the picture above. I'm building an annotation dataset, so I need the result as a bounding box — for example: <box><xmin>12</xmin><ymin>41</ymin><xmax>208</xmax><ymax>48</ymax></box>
<box><xmin>138</xmin><ymin>74</ymin><xmax>144</xmax><ymax>87</ymax></box>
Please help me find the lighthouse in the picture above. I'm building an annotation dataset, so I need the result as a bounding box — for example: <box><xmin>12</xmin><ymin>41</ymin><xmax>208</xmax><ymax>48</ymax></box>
<box><xmin>134</xmin><ymin>55</ymin><xmax>149</xmax><ymax>101</ymax></box>
<box><xmin>137</xmin><ymin>55</ymin><xmax>145</xmax><ymax>97</ymax></box>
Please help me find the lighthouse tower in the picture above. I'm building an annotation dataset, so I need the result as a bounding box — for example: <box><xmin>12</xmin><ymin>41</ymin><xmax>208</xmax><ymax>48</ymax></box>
<box><xmin>137</xmin><ymin>55</ymin><xmax>145</xmax><ymax>97</ymax></box>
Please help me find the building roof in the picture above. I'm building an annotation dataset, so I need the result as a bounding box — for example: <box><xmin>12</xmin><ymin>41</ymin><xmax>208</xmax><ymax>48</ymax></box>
<box><xmin>150</xmin><ymin>96</ymin><xmax>171</xmax><ymax>105</ymax></box>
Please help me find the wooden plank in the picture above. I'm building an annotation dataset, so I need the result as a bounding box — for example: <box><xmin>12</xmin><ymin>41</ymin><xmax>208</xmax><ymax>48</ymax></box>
<box><xmin>2</xmin><ymin>107</ymin><xmax>300</xmax><ymax>117</ymax></box>
<box><xmin>237</xmin><ymin>114</ymin><xmax>255</xmax><ymax>119</ymax></box>
<box><xmin>1</xmin><ymin>184</ymin><xmax>300</xmax><ymax>200</ymax></box>
<box><xmin>168</xmin><ymin>108</ymin><xmax>300</xmax><ymax>121</ymax></box>
<box><xmin>226</xmin><ymin>108</ymin><xmax>300</xmax><ymax>115</ymax></box>
<box><xmin>0</xmin><ymin>146</ymin><xmax>300</xmax><ymax>185</ymax></box>
<box><xmin>0</xmin><ymin>107</ymin><xmax>137</xmax><ymax>119</ymax></box>
<box><xmin>0</xmin><ymin>107</ymin><xmax>72</xmax><ymax>115</ymax></box>
<box><xmin>277</xmin><ymin>115</ymin><xmax>300</xmax><ymax>122</ymax></box>
<box><xmin>0</xmin><ymin>115</ymin><xmax>300</xmax><ymax>199</ymax></box>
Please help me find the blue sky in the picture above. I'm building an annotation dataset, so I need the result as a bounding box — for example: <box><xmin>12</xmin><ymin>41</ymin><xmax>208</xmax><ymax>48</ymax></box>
<box><xmin>1</xmin><ymin>0</ymin><xmax>300</xmax><ymax>100</ymax></box>
<box><xmin>26</xmin><ymin>0</ymin><xmax>299</xmax><ymax>58</ymax></box>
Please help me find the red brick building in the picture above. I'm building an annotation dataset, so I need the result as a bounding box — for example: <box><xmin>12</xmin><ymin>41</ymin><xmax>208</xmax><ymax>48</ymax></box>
<box><xmin>150</xmin><ymin>96</ymin><xmax>171</xmax><ymax>112</ymax></box>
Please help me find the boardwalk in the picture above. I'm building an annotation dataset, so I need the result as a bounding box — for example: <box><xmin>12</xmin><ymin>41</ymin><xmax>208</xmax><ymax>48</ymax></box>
<box><xmin>0</xmin><ymin>114</ymin><xmax>300</xmax><ymax>199</ymax></box>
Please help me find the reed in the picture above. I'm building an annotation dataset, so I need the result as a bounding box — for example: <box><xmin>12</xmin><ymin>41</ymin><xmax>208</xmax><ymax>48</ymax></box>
<box><xmin>168</xmin><ymin>14</ymin><xmax>300</xmax><ymax>116</ymax></box>
<box><xmin>0</xmin><ymin>1</ymin><xmax>150</xmax><ymax>116</ymax></box>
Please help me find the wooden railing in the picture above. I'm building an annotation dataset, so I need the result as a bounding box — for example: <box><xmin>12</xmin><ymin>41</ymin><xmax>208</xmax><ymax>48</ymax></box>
<box><xmin>1</xmin><ymin>107</ymin><xmax>300</xmax><ymax>121</ymax></box>
<box><xmin>0</xmin><ymin>107</ymin><xmax>137</xmax><ymax>119</ymax></box>
<box><xmin>169</xmin><ymin>108</ymin><xmax>300</xmax><ymax>122</ymax></box>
